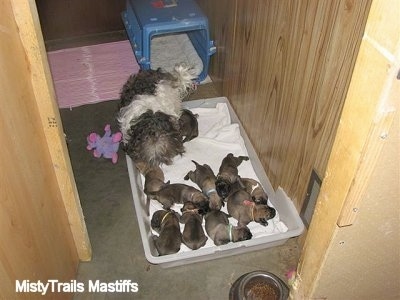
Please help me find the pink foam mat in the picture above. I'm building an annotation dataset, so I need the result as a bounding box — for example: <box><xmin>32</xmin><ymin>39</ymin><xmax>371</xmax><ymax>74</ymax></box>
<box><xmin>47</xmin><ymin>40</ymin><xmax>139</xmax><ymax>108</ymax></box>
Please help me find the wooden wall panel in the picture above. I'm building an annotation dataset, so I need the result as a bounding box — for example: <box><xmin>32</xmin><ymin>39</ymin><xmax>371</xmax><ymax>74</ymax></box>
<box><xmin>35</xmin><ymin>0</ymin><xmax>125</xmax><ymax>41</ymax></box>
<box><xmin>295</xmin><ymin>0</ymin><xmax>400</xmax><ymax>293</ymax></box>
<box><xmin>196</xmin><ymin>0</ymin><xmax>236</xmax><ymax>94</ymax></box>
<box><xmin>15</xmin><ymin>0</ymin><xmax>92</xmax><ymax>260</ymax></box>
<box><xmin>201</xmin><ymin>0</ymin><xmax>371</xmax><ymax>209</ymax></box>
<box><xmin>1</xmin><ymin>0</ymin><xmax>79</xmax><ymax>298</ymax></box>
<box><xmin>312</xmin><ymin>64</ymin><xmax>399</xmax><ymax>300</ymax></box>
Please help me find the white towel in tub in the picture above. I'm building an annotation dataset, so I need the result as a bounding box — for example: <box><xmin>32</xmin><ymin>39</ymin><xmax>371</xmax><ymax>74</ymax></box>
<box><xmin>147</xmin><ymin>103</ymin><xmax>288</xmax><ymax>252</ymax></box>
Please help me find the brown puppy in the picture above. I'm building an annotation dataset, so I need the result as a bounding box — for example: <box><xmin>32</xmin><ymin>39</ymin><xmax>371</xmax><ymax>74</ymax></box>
<box><xmin>204</xmin><ymin>210</ymin><xmax>252</xmax><ymax>246</ymax></box>
<box><xmin>180</xmin><ymin>202</ymin><xmax>208</xmax><ymax>250</ymax></box>
<box><xmin>136</xmin><ymin>161</ymin><xmax>169</xmax><ymax>215</ymax></box>
<box><xmin>151</xmin><ymin>210</ymin><xmax>181</xmax><ymax>256</ymax></box>
<box><xmin>216</xmin><ymin>153</ymin><xmax>249</xmax><ymax>199</ymax></box>
<box><xmin>147</xmin><ymin>183</ymin><xmax>209</xmax><ymax>211</ymax></box>
<box><xmin>233</xmin><ymin>177</ymin><xmax>269</xmax><ymax>205</ymax></box>
<box><xmin>179</xmin><ymin>109</ymin><xmax>199</xmax><ymax>143</ymax></box>
<box><xmin>184</xmin><ymin>160</ymin><xmax>223</xmax><ymax>210</ymax></box>
<box><xmin>227</xmin><ymin>190</ymin><xmax>276</xmax><ymax>227</ymax></box>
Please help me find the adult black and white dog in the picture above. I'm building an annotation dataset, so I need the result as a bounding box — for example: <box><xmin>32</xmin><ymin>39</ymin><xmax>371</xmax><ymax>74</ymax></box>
<box><xmin>117</xmin><ymin>64</ymin><xmax>197</xmax><ymax>166</ymax></box>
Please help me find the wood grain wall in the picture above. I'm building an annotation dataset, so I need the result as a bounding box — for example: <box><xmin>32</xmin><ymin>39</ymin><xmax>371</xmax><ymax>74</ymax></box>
<box><xmin>198</xmin><ymin>0</ymin><xmax>372</xmax><ymax>209</ymax></box>
<box><xmin>35</xmin><ymin>0</ymin><xmax>125</xmax><ymax>41</ymax></box>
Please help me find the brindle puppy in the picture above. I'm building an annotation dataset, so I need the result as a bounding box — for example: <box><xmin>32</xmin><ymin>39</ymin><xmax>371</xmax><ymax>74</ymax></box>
<box><xmin>147</xmin><ymin>183</ymin><xmax>209</xmax><ymax>211</ymax></box>
<box><xmin>204</xmin><ymin>210</ymin><xmax>252</xmax><ymax>246</ymax></box>
<box><xmin>151</xmin><ymin>210</ymin><xmax>181</xmax><ymax>256</ymax></box>
<box><xmin>215</xmin><ymin>153</ymin><xmax>249</xmax><ymax>199</ymax></box>
<box><xmin>180</xmin><ymin>202</ymin><xmax>208</xmax><ymax>250</ymax></box>
<box><xmin>184</xmin><ymin>160</ymin><xmax>223</xmax><ymax>210</ymax></box>
<box><xmin>136</xmin><ymin>161</ymin><xmax>169</xmax><ymax>215</ymax></box>
<box><xmin>227</xmin><ymin>190</ymin><xmax>276</xmax><ymax>227</ymax></box>
<box><xmin>230</xmin><ymin>177</ymin><xmax>269</xmax><ymax>205</ymax></box>
<box><xmin>179</xmin><ymin>109</ymin><xmax>199</xmax><ymax>143</ymax></box>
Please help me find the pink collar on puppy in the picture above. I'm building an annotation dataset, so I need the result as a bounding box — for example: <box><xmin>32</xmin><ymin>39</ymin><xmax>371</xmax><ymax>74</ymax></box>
<box><xmin>243</xmin><ymin>200</ymin><xmax>254</xmax><ymax>206</ymax></box>
<box><xmin>243</xmin><ymin>200</ymin><xmax>255</xmax><ymax>222</ymax></box>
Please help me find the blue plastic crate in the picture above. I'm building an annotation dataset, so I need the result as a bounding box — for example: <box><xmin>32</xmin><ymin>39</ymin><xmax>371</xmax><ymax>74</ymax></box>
<box><xmin>122</xmin><ymin>0</ymin><xmax>216</xmax><ymax>81</ymax></box>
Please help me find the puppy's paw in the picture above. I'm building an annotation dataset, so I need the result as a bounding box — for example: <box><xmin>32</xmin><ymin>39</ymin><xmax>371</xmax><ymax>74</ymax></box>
<box><xmin>259</xmin><ymin>218</ymin><xmax>269</xmax><ymax>226</ymax></box>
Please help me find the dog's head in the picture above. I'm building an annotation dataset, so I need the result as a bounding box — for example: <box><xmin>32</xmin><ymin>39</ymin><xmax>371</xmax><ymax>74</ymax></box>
<box><xmin>179</xmin><ymin>109</ymin><xmax>199</xmax><ymax>143</ymax></box>
<box><xmin>254</xmin><ymin>205</ymin><xmax>276</xmax><ymax>226</ymax></box>
<box><xmin>233</xmin><ymin>225</ymin><xmax>253</xmax><ymax>242</ymax></box>
<box><xmin>151</xmin><ymin>210</ymin><xmax>178</xmax><ymax>232</ymax></box>
<box><xmin>189</xmin><ymin>194</ymin><xmax>210</xmax><ymax>216</ymax></box>
<box><xmin>252</xmin><ymin>195</ymin><xmax>269</xmax><ymax>206</ymax></box>
<box><xmin>183</xmin><ymin>170</ymin><xmax>195</xmax><ymax>182</ymax></box>
<box><xmin>150</xmin><ymin>210</ymin><xmax>166</xmax><ymax>233</ymax></box>
<box><xmin>215</xmin><ymin>177</ymin><xmax>232</xmax><ymax>199</ymax></box>
<box><xmin>181</xmin><ymin>201</ymin><xmax>197</xmax><ymax>212</ymax></box>
<box><xmin>180</xmin><ymin>202</ymin><xmax>204</xmax><ymax>223</ymax></box>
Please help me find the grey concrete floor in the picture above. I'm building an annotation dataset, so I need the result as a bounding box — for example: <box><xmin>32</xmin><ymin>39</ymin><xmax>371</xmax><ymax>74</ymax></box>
<box><xmin>59</xmin><ymin>84</ymin><xmax>300</xmax><ymax>300</ymax></box>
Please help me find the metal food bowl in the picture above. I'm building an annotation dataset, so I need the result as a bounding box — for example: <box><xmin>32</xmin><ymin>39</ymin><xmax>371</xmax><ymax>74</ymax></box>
<box><xmin>229</xmin><ymin>271</ymin><xmax>289</xmax><ymax>300</ymax></box>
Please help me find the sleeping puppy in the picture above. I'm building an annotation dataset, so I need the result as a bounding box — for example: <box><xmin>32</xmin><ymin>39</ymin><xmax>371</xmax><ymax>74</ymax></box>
<box><xmin>216</xmin><ymin>153</ymin><xmax>249</xmax><ymax>199</ymax></box>
<box><xmin>151</xmin><ymin>210</ymin><xmax>181</xmax><ymax>256</ymax></box>
<box><xmin>179</xmin><ymin>109</ymin><xmax>199</xmax><ymax>143</ymax></box>
<box><xmin>135</xmin><ymin>161</ymin><xmax>167</xmax><ymax>194</ymax></box>
<box><xmin>227</xmin><ymin>190</ymin><xmax>276</xmax><ymax>227</ymax></box>
<box><xmin>231</xmin><ymin>177</ymin><xmax>269</xmax><ymax>205</ymax></box>
<box><xmin>184</xmin><ymin>160</ymin><xmax>223</xmax><ymax>210</ymax></box>
<box><xmin>147</xmin><ymin>183</ymin><xmax>209</xmax><ymax>211</ymax></box>
<box><xmin>204</xmin><ymin>210</ymin><xmax>252</xmax><ymax>246</ymax></box>
<box><xmin>135</xmin><ymin>161</ymin><xmax>169</xmax><ymax>215</ymax></box>
<box><xmin>180</xmin><ymin>202</ymin><xmax>208</xmax><ymax>250</ymax></box>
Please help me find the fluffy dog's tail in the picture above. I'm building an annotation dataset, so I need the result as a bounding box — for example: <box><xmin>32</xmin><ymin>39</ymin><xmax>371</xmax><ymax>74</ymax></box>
<box><xmin>170</xmin><ymin>63</ymin><xmax>197</xmax><ymax>99</ymax></box>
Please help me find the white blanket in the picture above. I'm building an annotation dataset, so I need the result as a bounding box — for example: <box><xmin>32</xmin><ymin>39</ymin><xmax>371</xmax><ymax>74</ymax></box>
<box><xmin>147</xmin><ymin>103</ymin><xmax>288</xmax><ymax>253</ymax></box>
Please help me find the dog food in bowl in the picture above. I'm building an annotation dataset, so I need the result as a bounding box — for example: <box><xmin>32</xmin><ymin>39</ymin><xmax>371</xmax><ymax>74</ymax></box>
<box><xmin>229</xmin><ymin>271</ymin><xmax>289</xmax><ymax>300</ymax></box>
<box><xmin>244</xmin><ymin>281</ymin><xmax>279</xmax><ymax>300</ymax></box>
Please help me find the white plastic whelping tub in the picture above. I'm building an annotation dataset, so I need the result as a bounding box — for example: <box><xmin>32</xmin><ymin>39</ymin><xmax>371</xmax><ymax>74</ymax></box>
<box><xmin>126</xmin><ymin>97</ymin><xmax>304</xmax><ymax>268</ymax></box>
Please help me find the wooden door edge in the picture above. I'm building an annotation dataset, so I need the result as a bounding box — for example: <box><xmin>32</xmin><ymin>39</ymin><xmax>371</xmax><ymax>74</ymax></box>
<box><xmin>11</xmin><ymin>0</ymin><xmax>92</xmax><ymax>261</ymax></box>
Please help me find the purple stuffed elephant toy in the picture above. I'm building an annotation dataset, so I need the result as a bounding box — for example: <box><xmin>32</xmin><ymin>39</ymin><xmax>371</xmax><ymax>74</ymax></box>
<box><xmin>87</xmin><ymin>124</ymin><xmax>122</xmax><ymax>164</ymax></box>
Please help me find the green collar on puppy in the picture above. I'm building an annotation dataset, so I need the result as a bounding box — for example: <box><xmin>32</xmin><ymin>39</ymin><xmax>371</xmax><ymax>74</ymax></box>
<box><xmin>227</xmin><ymin>224</ymin><xmax>233</xmax><ymax>242</ymax></box>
